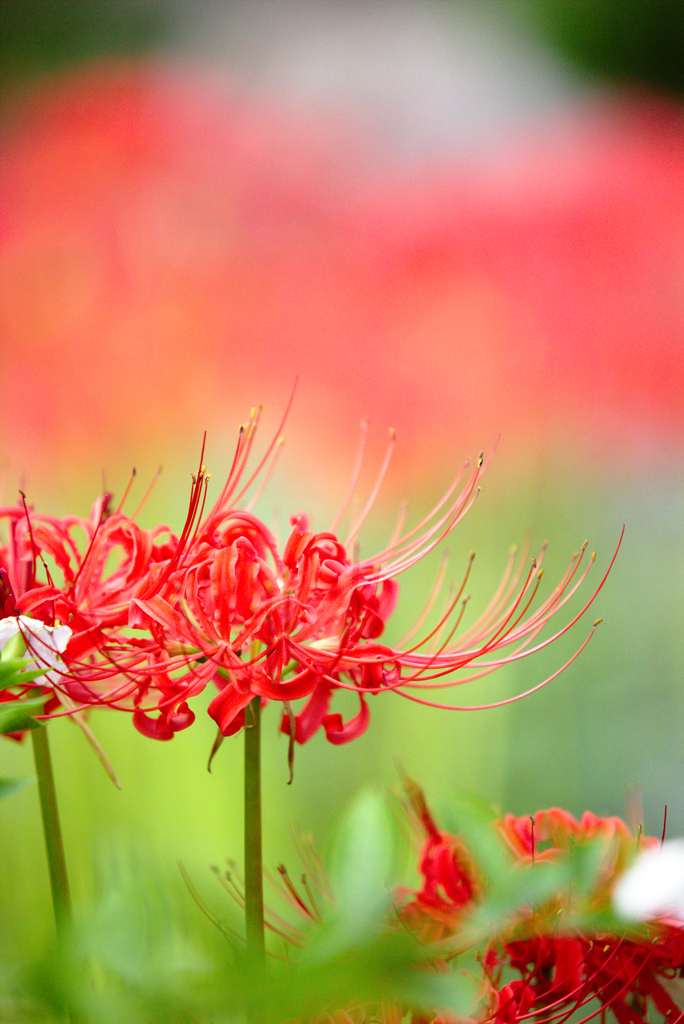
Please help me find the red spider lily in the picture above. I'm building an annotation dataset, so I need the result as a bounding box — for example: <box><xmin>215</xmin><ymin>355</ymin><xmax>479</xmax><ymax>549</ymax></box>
<box><xmin>396</xmin><ymin>779</ymin><xmax>482</xmax><ymax>943</ymax></box>
<box><xmin>504</xmin><ymin>931</ymin><xmax>684</xmax><ymax>1024</ymax></box>
<box><xmin>0</xmin><ymin>487</ymin><xmax>181</xmax><ymax>744</ymax></box>
<box><xmin>497</xmin><ymin>808</ymin><xmax>660</xmax><ymax>903</ymax></box>
<box><xmin>1</xmin><ymin>494</ymin><xmax>177</xmax><ymax>630</ymax></box>
<box><xmin>397</xmin><ymin>784</ymin><xmax>684</xmax><ymax>1024</ymax></box>
<box><xmin>63</xmin><ymin>406</ymin><xmax>622</xmax><ymax>746</ymax></box>
<box><xmin>206</xmin><ymin>781</ymin><xmax>684</xmax><ymax>1023</ymax></box>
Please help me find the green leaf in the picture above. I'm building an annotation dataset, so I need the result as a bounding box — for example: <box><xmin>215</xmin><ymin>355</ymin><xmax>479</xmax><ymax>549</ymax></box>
<box><xmin>233</xmin><ymin>928</ymin><xmax>480</xmax><ymax>1024</ymax></box>
<box><xmin>330</xmin><ymin>788</ymin><xmax>396</xmax><ymax>908</ymax></box>
<box><xmin>0</xmin><ymin>660</ymin><xmax>44</xmax><ymax>688</ymax></box>
<box><xmin>0</xmin><ymin>694</ymin><xmax>47</xmax><ymax>734</ymax></box>
<box><xmin>306</xmin><ymin>788</ymin><xmax>397</xmax><ymax>962</ymax></box>
<box><xmin>440</xmin><ymin>789</ymin><xmax>512</xmax><ymax>884</ymax></box>
<box><xmin>566</xmin><ymin>833</ymin><xmax>612</xmax><ymax>895</ymax></box>
<box><xmin>1</xmin><ymin>630</ymin><xmax>28</xmax><ymax>660</ymax></box>
<box><xmin>461</xmin><ymin>831</ymin><xmax>612</xmax><ymax>944</ymax></box>
<box><xmin>0</xmin><ymin>776</ymin><xmax>34</xmax><ymax>798</ymax></box>
<box><xmin>0</xmin><ymin>656</ymin><xmax>30</xmax><ymax>677</ymax></box>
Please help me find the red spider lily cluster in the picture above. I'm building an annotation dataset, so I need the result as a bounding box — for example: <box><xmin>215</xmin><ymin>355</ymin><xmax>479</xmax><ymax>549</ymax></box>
<box><xmin>1</xmin><ymin>409</ymin><xmax>619</xmax><ymax>752</ymax></box>
<box><xmin>394</xmin><ymin>785</ymin><xmax>684</xmax><ymax>1024</ymax></box>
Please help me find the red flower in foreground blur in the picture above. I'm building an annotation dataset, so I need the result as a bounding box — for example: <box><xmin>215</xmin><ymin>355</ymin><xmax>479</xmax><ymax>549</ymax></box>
<box><xmin>9</xmin><ymin>399</ymin><xmax>618</xmax><ymax>751</ymax></box>
<box><xmin>397</xmin><ymin>783</ymin><xmax>684</xmax><ymax>1024</ymax></box>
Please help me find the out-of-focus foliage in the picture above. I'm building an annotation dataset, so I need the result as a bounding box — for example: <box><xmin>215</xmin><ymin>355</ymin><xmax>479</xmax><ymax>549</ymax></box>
<box><xmin>5</xmin><ymin>784</ymin><xmax>679</xmax><ymax>1024</ymax></box>
<box><xmin>0</xmin><ymin>774</ymin><xmax>32</xmax><ymax>799</ymax></box>
<box><xmin>3</xmin><ymin>790</ymin><xmax>475</xmax><ymax>1023</ymax></box>
<box><xmin>3</xmin><ymin>2</ymin><xmax>684</xmax><ymax>101</ymax></box>
<box><xmin>534</xmin><ymin>0</ymin><xmax>684</xmax><ymax>98</ymax></box>
<box><xmin>0</xmin><ymin>0</ymin><xmax>168</xmax><ymax>95</ymax></box>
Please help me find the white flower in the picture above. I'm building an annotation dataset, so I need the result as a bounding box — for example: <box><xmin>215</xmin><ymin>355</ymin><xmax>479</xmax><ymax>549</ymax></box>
<box><xmin>613</xmin><ymin>839</ymin><xmax>684</xmax><ymax>921</ymax></box>
<box><xmin>0</xmin><ymin>615</ymin><xmax>72</xmax><ymax>686</ymax></box>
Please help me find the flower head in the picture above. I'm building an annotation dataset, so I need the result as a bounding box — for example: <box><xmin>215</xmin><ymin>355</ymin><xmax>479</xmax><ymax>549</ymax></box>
<box><xmin>4</xmin><ymin>405</ymin><xmax>620</xmax><ymax>751</ymax></box>
<box><xmin>397</xmin><ymin>783</ymin><xmax>684</xmax><ymax>1024</ymax></box>
<box><xmin>75</xmin><ymin>406</ymin><xmax>619</xmax><ymax>748</ymax></box>
<box><xmin>0</xmin><ymin>487</ymin><xmax>175</xmax><ymax>748</ymax></box>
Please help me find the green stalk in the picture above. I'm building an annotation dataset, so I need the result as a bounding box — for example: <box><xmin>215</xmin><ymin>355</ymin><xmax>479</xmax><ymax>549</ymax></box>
<box><xmin>31</xmin><ymin>720</ymin><xmax>72</xmax><ymax>936</ymax></box>
<box><xmin>244</xmin><ymin>695</ymin><xmax>265</xmax><ymax>966</ymax></box>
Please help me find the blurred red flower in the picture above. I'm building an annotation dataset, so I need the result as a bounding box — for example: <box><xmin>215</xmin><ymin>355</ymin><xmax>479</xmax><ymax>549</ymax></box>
<box><xmin>398</xmin><ymin>783</ymin><xmax>684</xmax><ymax>1024</ymax></box>
<box><xmin>1</xmin><ymin>65</ymin><xmax>683</xmax><ymax>491</ymax></box>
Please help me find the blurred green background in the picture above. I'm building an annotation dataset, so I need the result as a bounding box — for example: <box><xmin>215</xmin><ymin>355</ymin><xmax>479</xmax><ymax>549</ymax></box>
<box><xmin>2</xmin><ymin>0</ymin><xmax>683</xmax><ymax>966</ymax></box>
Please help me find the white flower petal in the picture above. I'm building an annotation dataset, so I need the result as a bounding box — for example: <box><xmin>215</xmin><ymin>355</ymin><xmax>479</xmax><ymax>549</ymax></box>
<box><xmin>613</xmin><ymin>838</ymin><xmax>684</xmax><ymax>921</ymax></box>
<box><xmin>0</xmin><ymin>615</ymin><xmax>72</xmax><ymax>686</ymax></box>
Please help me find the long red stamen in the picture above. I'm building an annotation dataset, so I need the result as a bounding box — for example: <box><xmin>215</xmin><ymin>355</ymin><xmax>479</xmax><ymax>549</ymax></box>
<box><xmin>217</xmin><ymin>379</ymin><xmax>298</xmax><ymax>513</ymax></box>
<box><xmin>344</xmin><ymin>427</ymin><xmax>396</xmax><ymax>547</ymax></box>
<box><xmin>130</xmin><ymin>465</ymin><xmax>163</xmax><ymax>519</ymax></box>
<box><xmin>396</xmin><ymin>551</ymin><xmax>452</xmax><ymax>649</ymax></box>
<box><xmin>330</xmin><ymin>418</ymin><xmax>370</xmax><ymax>533</ymax></box>
<box><xmin>393</xmin><ymin>621</ymin><xmax>600</xmax><ymax>709</ymax></box>
<box><xmin>115</xmin><ymin>467</ymin><xmax>137</xmax><ymax>514</ymax></box>
<box><xmin>18</xmin><ymin>491</ymin><xmax>38</xmax><ymax>591</ymax></box>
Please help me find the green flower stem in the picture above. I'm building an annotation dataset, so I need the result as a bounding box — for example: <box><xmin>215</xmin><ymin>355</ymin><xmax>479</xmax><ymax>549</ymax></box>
<box><xmin>244</xmin><ymin>695</ymin><xmax>265</xmax><ymax>967</ymax></box>
<box><xmin>30</xmin><ymin>718</ymin><xmax>72</xmax><ymax>936</ymax></box>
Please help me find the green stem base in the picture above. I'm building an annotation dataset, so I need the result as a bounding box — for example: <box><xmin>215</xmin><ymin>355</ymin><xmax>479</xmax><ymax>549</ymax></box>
<box><xmin>244</xmin><ymin>695</ymin><xmax>265</xmax><ymax>965</ymax></box>
<box><xmin>31</xmin><ymin>721</ymin><xmax>71</xmax><ymax>935</ymax></box>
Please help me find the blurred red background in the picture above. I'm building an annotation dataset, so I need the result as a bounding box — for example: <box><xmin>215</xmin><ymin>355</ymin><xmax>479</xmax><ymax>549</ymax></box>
<box><xmin>2</xmin><ymin>62</ymin><xmax>683</xmax><ymax>502</ymax></box>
